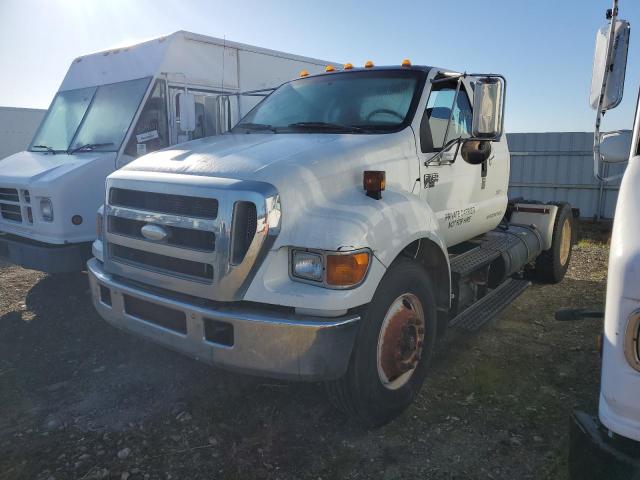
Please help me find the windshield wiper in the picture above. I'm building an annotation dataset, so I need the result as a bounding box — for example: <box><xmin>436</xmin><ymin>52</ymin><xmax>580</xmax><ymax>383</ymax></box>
<box><xmin>67</xmin><ymin>142</ymin><xmax>113</xmax><ymax>154</ymax></box>
<box><xmin>286</xmin><ymin>122</ymin><xmax>370</xmax><ymax>133</ymax></box>
<box><xmin>32</xmin><ymin>145</ymin><xmax>57</xmax><ymax>155</ymax></box>
<box><xmin>234</xmin><ymin>122</ymin><xmax>278</xmax><ymax>133</ymax></box>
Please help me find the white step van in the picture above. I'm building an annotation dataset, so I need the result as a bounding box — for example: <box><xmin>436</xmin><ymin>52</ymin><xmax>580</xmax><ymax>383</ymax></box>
<box><xmin>0</xmin><ymin>31</ymin><xmax>334</xmax><ymax>272</ymax></box>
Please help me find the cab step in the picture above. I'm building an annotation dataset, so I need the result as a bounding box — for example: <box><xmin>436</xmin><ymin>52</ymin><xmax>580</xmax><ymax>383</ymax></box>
<box><xmin>449</xmin><ymin>278</ymin><xmax>531</xmax><ymax>331</ymax></box>
<box><xmin>449</xmin><ymin>235</ymin><xmax>511</xmax><ymax>279</ymax></box>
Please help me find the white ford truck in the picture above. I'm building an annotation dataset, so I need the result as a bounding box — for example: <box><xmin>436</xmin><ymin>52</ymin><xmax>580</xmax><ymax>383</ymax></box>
<box><xmin>0</xmin><ymin>31</ymin><xmax>333</xmax><ymax>273</ymax></box>
<box><xmin>568</xmin><ymin>1</ymin><xmax>640</xmax><ymax>477</ymax></box>
<box><xmin>88</xmin><ymin>61</ymin><xmax>575</xmax><ymax>425</ymax></box>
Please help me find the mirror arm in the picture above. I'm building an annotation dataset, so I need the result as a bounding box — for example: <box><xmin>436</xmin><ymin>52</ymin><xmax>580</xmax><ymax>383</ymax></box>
<box><xmin>424</xmin><ymin>137</ymin><xmax>462</xmax><ymax>167</ymax></box>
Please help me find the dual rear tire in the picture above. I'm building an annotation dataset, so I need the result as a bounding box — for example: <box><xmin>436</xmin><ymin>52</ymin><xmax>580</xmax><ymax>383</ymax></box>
<box><xmin>534</xmin><ymin>202</ymin><xmax>574</xmax><ymax>284</ymax></box>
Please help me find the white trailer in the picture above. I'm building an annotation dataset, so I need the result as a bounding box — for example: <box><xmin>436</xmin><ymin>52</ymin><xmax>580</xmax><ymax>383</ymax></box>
<box><xmin>0</xmin><ymin>31</ymin><xmax>336</xmax><ymax>273</ymax></box>
<box><xmin>0</xmin><ymin>107</ymin><xmax>46</xmax><ymax>160</ymax></box>
<box><xmin>568</xmin><ymin>1</ymin><xmax>640</xmax><ymax>478</ymax></box>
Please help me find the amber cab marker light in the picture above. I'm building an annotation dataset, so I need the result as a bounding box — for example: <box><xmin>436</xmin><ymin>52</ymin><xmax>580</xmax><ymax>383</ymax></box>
<box><xmin>299</xmin><ymin>70</ymin><xmax>309</xmax><ymax>77</ymax></box>
<box><xmin>344</xmin><ymin>62</ymin><xmax>354</xmax><ymax>70</ymax></box>
<box><xmin>325</xmin><ymin>65</ymin><xmax>335</xmax><ymax>72</ymax></box>
<box><xmin>364</xmin><ymin>60</ymin><xmax>374</xmax><ymax>68</ymax></box>
<box><xmin>326</xmin><ymin>252</ymin><xmax>370</xmax><ymax>287</ymax></box>
<box><xmin>401</xmin><ymin>58</ymin><xmax>412</xmax><ymax>67</ymax></box>
<box><xmin>363</xmin><ymin>170</ymin><xmax>386</xmax><ymax>200</ymax></box>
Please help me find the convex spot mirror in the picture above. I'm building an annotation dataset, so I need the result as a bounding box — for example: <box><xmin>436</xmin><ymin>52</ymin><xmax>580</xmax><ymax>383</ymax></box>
<box><xmin>461</xmin><ymin>140</ymin><xmax>492</xmax><ymax>165</ymax></box>
<box><xmin>472</xmin><ymin>77</ymin><xmax>505</xmax><ymax>140</ymax></box>
<box><xmin>599</xmin><ymin>130</ymin><xmax>632</xmax><ymax>163</ymax></box>
<box><xmin>590</xmin><ymin>19</ymin><xmax>630</xmax><ymax>112</ymax></box>
<box><xmin>177</xmin><ymin>92</ymin><xmax>196</xmax><ymax>132</ymax></box>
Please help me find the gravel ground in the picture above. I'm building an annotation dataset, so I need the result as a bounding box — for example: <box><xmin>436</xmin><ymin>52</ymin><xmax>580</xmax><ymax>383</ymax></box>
<box><xmin>0</xmin><ymin>223</ymin><xmax>609</xmax><ymax>480</ymax></box>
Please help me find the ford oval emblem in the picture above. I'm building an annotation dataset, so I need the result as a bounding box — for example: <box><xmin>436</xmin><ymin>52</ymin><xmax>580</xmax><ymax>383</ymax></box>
<box><xmin>140</xmin><ymin>224</ymin><xmax>168</xmax><ymax>242</ymax></box>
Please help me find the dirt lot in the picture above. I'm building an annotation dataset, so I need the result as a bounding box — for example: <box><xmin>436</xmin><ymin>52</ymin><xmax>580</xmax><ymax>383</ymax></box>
<box><xmin>0</xmin><ymin>224</ymin><xmax>610</xmax><ymax>480</ymax></box>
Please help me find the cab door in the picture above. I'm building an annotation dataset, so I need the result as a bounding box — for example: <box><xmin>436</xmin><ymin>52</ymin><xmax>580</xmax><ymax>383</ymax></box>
<box><xmin>417</xmin><ymin>78</ymin><xmax>497</xmax><ymax>247</ymax></box>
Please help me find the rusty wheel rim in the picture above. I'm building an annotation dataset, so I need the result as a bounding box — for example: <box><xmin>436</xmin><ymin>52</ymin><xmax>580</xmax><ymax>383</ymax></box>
<box><xmin>376</xmin><ymin>293</ymin><xmax>426</xmax><ymax>390</ymax></box>
<box><xmin>560</xmin><ymin>218</ymin><xmax>572</xmax><ymax>266</ymax></box>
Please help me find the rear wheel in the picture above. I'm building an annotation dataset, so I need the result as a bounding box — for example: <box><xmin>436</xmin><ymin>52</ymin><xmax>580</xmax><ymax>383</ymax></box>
<box><xmin>534</xmin><ymin>202</ymin><xmax>573</xmax><ymax>283</ymax></box>
<box><xmin>326</xmin><ymin>258</ymin><xmax>437</xmax><ymax>427</ymax></box>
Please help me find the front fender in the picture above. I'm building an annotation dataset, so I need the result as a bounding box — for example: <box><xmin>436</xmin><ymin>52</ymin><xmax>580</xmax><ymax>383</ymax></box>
<box><xmin>244</xmin><ymin>182</ymin><xmax>450</xmax><ymax>313</ymax></box>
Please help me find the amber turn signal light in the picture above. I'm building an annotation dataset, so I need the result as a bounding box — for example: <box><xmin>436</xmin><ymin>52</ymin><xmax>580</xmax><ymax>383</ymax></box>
<box><xmin>326</xmin><ymin>252</ymin><xmax>370</xmax><ymax>287</ymax></box>
<box><xmin>363</xmin><ymin>170</ymin><xmax>385</xmax><ymax>200</ymax></box>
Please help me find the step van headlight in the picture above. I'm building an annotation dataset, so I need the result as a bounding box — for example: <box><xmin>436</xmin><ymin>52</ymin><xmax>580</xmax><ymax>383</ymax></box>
<box><xmin>39</xmin><ymin>198</ymin><xmax>53</xmax><ymax>222</ymax></box>
<box><xmin>290</xmin><ymin>248</ymin><xmax>370</xmax><ymax>288</ymax></box>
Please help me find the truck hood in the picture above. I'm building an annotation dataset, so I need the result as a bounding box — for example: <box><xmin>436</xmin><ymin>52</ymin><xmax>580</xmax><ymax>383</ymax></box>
<box><xmin>0</xmin><ymin>150</ymin><xmax>116</xmax><ymax>187</ymax></box>
<box><xmin>121</xmin><ymin>131</ymin><xmax>416</xmax><ymax>190</ymax></box>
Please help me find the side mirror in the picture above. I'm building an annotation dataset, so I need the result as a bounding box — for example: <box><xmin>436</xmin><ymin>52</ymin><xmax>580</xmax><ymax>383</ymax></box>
<box><xmin>461</xmin><ymin>140</ymin><xmax>492</xmax><ymax>165</ymax></box>
<box><xmin>471</xmin><ymin>77</ymin><xmax>505</xmax><ymax>141</ymax></box>
<box><xmin>590</xmin><ymin>19</ymin><xmax>630</xmax><ymax>111</ymax></box>
<box><xmin>599</xmin><ymin>130</ymin><xmax>632</xmax><ymax>163</ymax></box>
<box><xmin>177</xmin><ymin>92</ymin><xmax>196</xmax><ymax>132</ymax></box>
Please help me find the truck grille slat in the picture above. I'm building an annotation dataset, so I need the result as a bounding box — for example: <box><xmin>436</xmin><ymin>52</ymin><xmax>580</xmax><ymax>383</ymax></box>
<box><xmin>108</xmin><ymin>216</ymin><xmax>215</xmax><ymax>251</ymax></box>
<box><xmin>0</xmin><ymin>204</ymin><xmax>22</xmax><ymax>222</ymax></box>
<box><xmin>110</xmin><ymin>188</ymin><xmax>218</xmax><ymax>219</ymax></box>
<box><xmin>110</xmin><ymin>244</ymin><xmax>214</xmax><ymax>281</ymax></box>
<box><xmin>0</xmin><ymin>188</ymin><xmax>19</xmax><ymax>202</ymax></box>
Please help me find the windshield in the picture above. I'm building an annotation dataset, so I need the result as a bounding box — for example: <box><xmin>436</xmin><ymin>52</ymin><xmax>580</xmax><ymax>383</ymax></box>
<box><xmin>234</xmin><ymin>70</ymin><xmax>426</xmax><ymax>134</ymax></box>
<box><xmin>30</xmin><ymin>77</ymin><xmax>151</xmax><ymax>153</ymax></box>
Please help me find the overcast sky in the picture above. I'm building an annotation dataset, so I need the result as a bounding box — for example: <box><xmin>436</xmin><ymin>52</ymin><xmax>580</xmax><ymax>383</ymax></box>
<box><xmin>1</xmin><ymin>0</ymin><xmax>639</xmax><ymax>133</ymax></box>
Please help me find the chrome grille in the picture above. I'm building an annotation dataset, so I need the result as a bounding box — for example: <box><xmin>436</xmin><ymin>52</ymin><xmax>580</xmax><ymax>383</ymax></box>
<box><xmin>104</xmin><ymin>175</ymin><xmax>280</xmax><ymax>301</ymax></box>
<box><xmin>108</xmin><ymin>216</ymin><xmax>215</xmax><ymax>251</ymax></box>
<box><xmin>110</xmin><ymin>244</ymin><xmax>214</xmax><ymax>281</ymax></box>
<box><xmin>110</xmin><ymin>188</ymin><xmax>218</xmax><ymax>219</ymax></box>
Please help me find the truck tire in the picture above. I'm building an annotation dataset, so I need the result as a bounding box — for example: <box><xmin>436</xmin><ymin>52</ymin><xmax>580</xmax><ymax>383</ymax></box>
<box><xmin>534</xmin><ymin>202</ymin><xmax>573</xmax><ymax>284</ymax></box>
<box><xmin>326</xmin><ymin>258</ymin><xmax>437</xmax><ymax>427</ymax></box>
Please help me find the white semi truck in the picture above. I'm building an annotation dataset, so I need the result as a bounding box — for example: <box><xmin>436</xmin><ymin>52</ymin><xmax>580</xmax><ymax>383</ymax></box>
<box><xmin>0</xmin><ymin>31</ymin><xmax>334</xmax><ymax>273</ymax></box>
<box><xmin>88</xmin><ymin>60</ymin><xmax>575</xmax><ymax>425</ymax></box>
<box><xmin>568</xmin><ymin>1</ymin><xmax>640</xmax><ymax>477</ymax></box>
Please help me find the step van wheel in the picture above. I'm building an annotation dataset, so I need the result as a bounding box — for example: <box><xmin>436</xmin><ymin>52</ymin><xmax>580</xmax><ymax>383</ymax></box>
<box><xmin>534</xmin><ymin>201</ymin><xmax>574</xmax><ymax>284</ymax></box>
<box><xmin>326</xmin><ymin>258</ymin><xmax>437</xmax><ymax>427</ymax></box>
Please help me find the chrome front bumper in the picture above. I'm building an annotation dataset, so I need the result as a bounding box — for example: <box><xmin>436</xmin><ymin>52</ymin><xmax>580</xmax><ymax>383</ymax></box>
<box><xmin>87</xmin><ymin>258</ymin><xmax>360</xmax><ymax>381</ymax></box>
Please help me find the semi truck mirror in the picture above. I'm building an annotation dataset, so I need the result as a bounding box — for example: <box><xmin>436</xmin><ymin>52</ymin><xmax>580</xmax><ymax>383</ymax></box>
<box><xmin>471</xmin><ymin>77</ymin><xmax>504</xmax><ymax>141</ymax></box>
<box><xmin>599</xmin><ymin>130</ymin><xmax>632</xmax><ymax>163</ymax></box>
<box><xmin>177</xmin><ymin>92</ymin><xmax>196</xmax><ymax>132</ymax></box>
<box><xmin>590</xmin><ymin>19</ymin><xmax>630</xmax><ymax>112</ymax></box>
<box><xmin>461</xmin><ymin>140</ymin><xmax>492</xmax><ymax>165</ymax></box>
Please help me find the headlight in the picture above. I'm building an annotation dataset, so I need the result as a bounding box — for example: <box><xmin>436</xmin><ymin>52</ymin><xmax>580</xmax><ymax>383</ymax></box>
<box><xmin>291</xmin><ymin>250</ymin><xmax>323</xmax><ymax>282</ymax></box>
<box><xmin>290</xmin><ymin>248</ymin><xmax>370</xmax><ymax>288</ymax></box>
<box><xmin>40</xmin><ymin>198</ymin><xmax>53</xmax><ymax>222</ymax></box>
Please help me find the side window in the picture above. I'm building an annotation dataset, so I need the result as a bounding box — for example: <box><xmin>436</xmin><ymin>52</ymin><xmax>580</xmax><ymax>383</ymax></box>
<box><xmin>422</xmin><ymin>84</ymin><xmax>473</xmax><ymax>151</ymax></box>
<box><xmin>125</xmin><ymin>79</ymin><xmax>169</xmax><ymax>157</ymax></box>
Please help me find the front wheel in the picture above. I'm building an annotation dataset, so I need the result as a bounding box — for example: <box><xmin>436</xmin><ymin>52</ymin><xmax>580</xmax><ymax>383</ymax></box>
<box><xmin>326</xmin><ymin>258</ymin><xmax>437</xmax><ymax>427</ymax></box>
